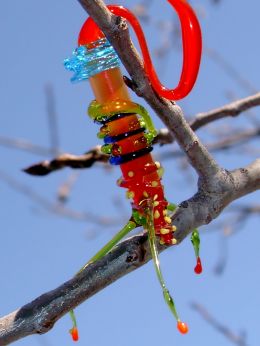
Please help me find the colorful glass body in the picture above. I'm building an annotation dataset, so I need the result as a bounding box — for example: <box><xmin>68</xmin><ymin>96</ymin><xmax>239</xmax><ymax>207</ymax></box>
<box><xmin>65</xmin><ymin>0</ymin><xmax>202</xmax><ymax>340</ymax></box>
<box><xmin>76</xmin><ymin>0</ymin><xmax>202</xmax><ymax>244</ymax></box>
<box><xmin>88</xmin><ymin>67</ymin><xmax>176</xmax><ymax>244</ymax></box>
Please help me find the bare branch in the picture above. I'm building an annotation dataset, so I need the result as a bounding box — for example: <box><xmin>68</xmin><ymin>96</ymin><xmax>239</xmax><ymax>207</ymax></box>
<box><xmin>190</xmin><ymin>92</ymin><xmax>260</xmax><ymax>131</ymax></box>
<box><xmin>228</xmin><ymin>204</ymin><xmax>260</xmax><ymax>214</ymax></box>
<box><xmin>23</xmin><ymin>146</ymin><xmax>108</xmax><ymax>176</ymax></box>
<box><xmin>191</xmin><ymin>302</ymin><xmax>248</xmax><ymax>346</ymax></box>
<box><xmin>0</xmin><ymin>170</ymin><xmax>117</xmax><ymax>225</ymax></box>
<box><xmin>1</xmin><ymin>158</ymin><xmax>259</xmax><ymax>344</ymax></box>
<box><xmin>45</xmin><ymin>84</ymin><xmax>60</xmax><ymax>156</ymax></box>
<box><xmin>0</xmin><ymin>136</ymin><xmax>52</xmax><ymax>156</ymax></box>
<box><xmin>203</xmin><ymin>128</ymin><xmax>260</xmax><ymax>152</ymax></box>
<box><xmin>57</xmin><ymin>172</ymin><xmax>79</xmax><ymax>203</ymax></box>
<box><xmin>2</xmin><ymin>1</ymin><xmax>258</xmax><ymax>344</ymax></box>
<box><xmin>205</xmin><ymin>46</ymin><xmax>257</xmax><ymax>94</ymax></box>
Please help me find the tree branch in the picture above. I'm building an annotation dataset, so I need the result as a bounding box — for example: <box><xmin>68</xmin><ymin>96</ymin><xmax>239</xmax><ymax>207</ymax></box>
<box><xmin>190</xmin><ymin>92</ymin><xmax>260</xmax><ymax>131</ymax></box>
<box><xmin>1</xmin><ymin>158</ymin><xmax>259</xmax><ymax>345</ymax></box>
<box><xmin>2</xmin><ymin>1</ymin><xmax>258</xmax><ymax>344</ymax></box>
<box><xmin>23</xmin><ymin>146</ymin><xmax>108</xmax><ymax>176</ymax></box>
<box><xmin>191</xmin><ymin>302</ymin><xmax>248</xmax><ymax>346</ymax></box>
<box><xmin>0</xmin><ymin>170</ymin><xmax>117</xmax><ymax>225</ymax></box>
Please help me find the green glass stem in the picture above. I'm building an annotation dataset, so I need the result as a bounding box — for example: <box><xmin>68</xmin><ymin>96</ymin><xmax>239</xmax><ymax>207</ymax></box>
<box><xmin>145</xmin><ymin>202</ymin><xmax>180</xmax><ymax>321</ymax></box>
<box><xmin>77</xmin><ymin>220</ymin><xmax>137</xmax><ymax>274</ymax></box>
<box><xmin>191</xmin><ymin>229</ymin><xmax>200</xmax><ymax>258</ymax></box>
<box><xmin>69</xmin><ymin>310</ymin><xmax>77</xmax><ymax>328</ymax></box>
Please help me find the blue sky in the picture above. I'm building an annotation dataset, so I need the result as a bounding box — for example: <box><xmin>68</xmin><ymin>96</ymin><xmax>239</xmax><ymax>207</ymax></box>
<box><xmin>0</xmin><ymin>1</ymin><xmax>259</xmax><ymax>346</ymax></box>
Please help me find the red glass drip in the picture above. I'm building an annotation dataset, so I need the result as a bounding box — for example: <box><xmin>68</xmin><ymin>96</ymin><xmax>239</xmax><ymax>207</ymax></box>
<box><xmin>177</xmin><ymin>320</ymin><xmax>189</xmax><ymax>334</ymax></box>
<box><xmin>70</xmin><ymin>327</ymin><xmax>79</xmax><ymax>342</ymax></box>
<box><xmin>78</xmin><ymin>1</ymin><xmax>202</xmax><ymax>100</ymax></box>
<box><xmin>194</xmin><ymin>256</ymin><xmax>202</xmax><ymax>274</ymax></box>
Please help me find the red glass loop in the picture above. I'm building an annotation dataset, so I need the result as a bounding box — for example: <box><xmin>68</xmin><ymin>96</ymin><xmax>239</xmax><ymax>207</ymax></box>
<box><xmin>78</xmin><ymin>1</ymin><xmax>202</xmax><ymax>101</ymax></box>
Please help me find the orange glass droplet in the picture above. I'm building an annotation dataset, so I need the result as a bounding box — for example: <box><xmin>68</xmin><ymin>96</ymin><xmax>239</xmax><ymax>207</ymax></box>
<box><xmin>194</xmin><ymin>256</ymin><xmax>202</xmax><ymax>274</ymax></box>
<box><xmin>177</xmin><ymin>320</ymin><xmax>189</xmax><ymax>334</ymax></box>
<box><xmin>70</xmin><ymin>327</ymin><xmax>79</xmax><ymax>342</ymax></box>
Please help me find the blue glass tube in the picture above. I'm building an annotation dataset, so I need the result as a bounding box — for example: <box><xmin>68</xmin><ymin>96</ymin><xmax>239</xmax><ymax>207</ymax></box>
<box><xmin>64</xmin><ymin>38</ymin><xmax>120</xmax><ymax>82</ymax></box>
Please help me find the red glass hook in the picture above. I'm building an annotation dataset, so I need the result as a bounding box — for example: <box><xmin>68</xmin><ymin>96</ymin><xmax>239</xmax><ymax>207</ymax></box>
<box><xmin>78</xmin><ymin>0</ymin><xmax>202</xmax><ymax>101</ymax></box>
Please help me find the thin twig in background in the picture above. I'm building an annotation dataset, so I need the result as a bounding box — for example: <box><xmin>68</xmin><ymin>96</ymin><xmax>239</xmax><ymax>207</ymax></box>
<box><xmin>0</xmin><ymin>170</ymin><xmax>118</xmax><ymax>226</ymax></box>
<box><xmin>228</xmin><ymin>204</ymin><xmax>260</xmax><ymax>214</ymax></box>
<box><xmin>190</xmin><ymin>92</ymin><xmax>260</xmax><ymax>131</ymax></box>
<box><xmin>56</xmin><ymin>172</ymin><xmax>80</xmax><ymax>203</ymax></box>
<box><xmin>45</xmin><ymin>84</ymin><xmax>60</xmax><ymax>156</ymax></box>
<box><xmin>200</xmin><ymin>203</ymin><xmax>260</xmax><ymax>237</ymax></box>
<box><xmin>191</xmin><ymin>302</ymin><xmax>248</xmax><ymax>346</ymax></box>
<box><xmin>213</xmin><ymin>234</ymin><xmax>228</xmax><ymax>275</ymax></box>
<box><xmin>0</xmin><ymin>136</ymin><xmax>52</xmax><ymax>156</ymax></box>
<box><xmin>203</xmin><ymin>204</ymin><xmax>260</xmax><ymax>275</ymax></box>
<box><xmin>205</xmin><ymin>46</ymin><xmax>257</xmax><ymax>94</ymax></box>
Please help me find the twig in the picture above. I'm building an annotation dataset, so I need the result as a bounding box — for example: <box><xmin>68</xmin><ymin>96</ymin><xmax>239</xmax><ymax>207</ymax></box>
<box><xmin>205</xmin><ymin>46</ymin><xmax>257</xmax><ymax>94</ymax></box>
<box><xmin>191</xmin><ymin>302</ymin><xmax>248</xmax><ymax>346</ymax></box>
<box><xmin>0</xmin><ymin>136</ymin><xmax>53</xmax><ymax>156</ymax></box>
<box><xmin>23</xmin><ymin>146</ymin><xmax>108</xmax><ymax>176</ymax></box>
<box><xmin>57</xmin><ymin>172</ymin><xmax>79</xmax><ymax>203</ymax></box>
<box><xmin>213</xmin><ymin>234</ymin><xmax>228</xmax><ymax>275</ymax></box>
<box><xmin>45</xmin><ymin>84</ymin><xmax>60</xmax><ymax>156</ymax></box>
<box><xmin>0</xmin><ymin>170</ymin><xmax>117</xmax><ymax>226</ymax></box>
<box><xmin>190</xmin><ymin>92</ymin><xmax>260</xmax><ymax>131</ymax></box>
<box><xmin>228</xmin><ymin>204</ymin><xmax>260</xmax><ymax>214</ymax></box>
<box><xmin>206</xmin><ymin>128</ymin><xmax>260</xmax><ymax>151</ymax></box>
